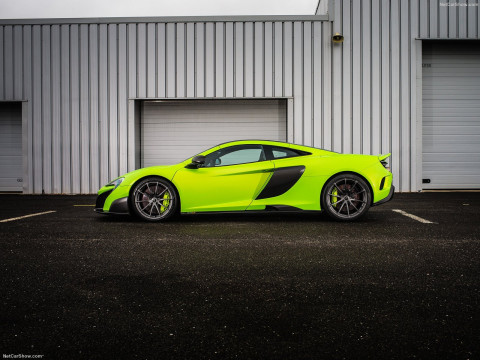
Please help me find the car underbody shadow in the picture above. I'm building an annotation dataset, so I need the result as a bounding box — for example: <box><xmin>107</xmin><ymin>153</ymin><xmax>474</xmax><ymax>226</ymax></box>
<box><xmin>94</xmin><ymin>211</ymin><xmax>378</xmax><ymax>224</ymax></box>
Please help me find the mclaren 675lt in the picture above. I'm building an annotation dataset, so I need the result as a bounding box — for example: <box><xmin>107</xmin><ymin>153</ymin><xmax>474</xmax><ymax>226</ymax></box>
<box><xmin>95</xmin><ymin>140</ymin><xmax>394</xmax><ymax>222</ymax></box>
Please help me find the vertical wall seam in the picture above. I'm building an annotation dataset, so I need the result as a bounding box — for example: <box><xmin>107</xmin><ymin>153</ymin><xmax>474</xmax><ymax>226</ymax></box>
<box><xmin>69</xmin><ymin>25</ymin><xmax>72</xmax><ymax>193</ymax></box>
<box><xmin>282</xmin><ymin>22</ymin><xmax>285</xmax><ymax>97</ymax></box>
<box><xmin>57</xmin><ymin>25</ymin><xmax>63</xmax><ymax>192</ymax></box>
<box><xmin>328</xmin><ymin>20</ymin><xmax>332</xmax><ymax>149</ymax></box>
<box><xmin>360</xmin><ymin>0</ymin><xmax>363</xmax><ymax>153</ymax></box>
<box><xmin>409</xmin><ymin>1</ymin><xmax>412</xmax><ymax>190</ymax></box>
<box><xmin>263</xmin><ymin>22</ymin><xmax>266</xmax><ymax>97</ymax></box>
<box><xmin>97</xmin><ymin>24</ymin><xmax>101</xmax><ymax>190</ymax></box>
<box><xmin>340</xmin><ymin>2</ymin><xmax>344</xmax><ymax>153</ymax></box>
<box><xmin>389</xmin><ymin>0</ymin><xmax>393</xmax><ymax>173</ymax></box>
<box><xmin>12</xmin><ymin>26</ymin><xmax>15</xmax><ymax>100</ymax></box>
<box><xmin>155</xmin><ymin>23</ymin><xmax>158</xmax><ymax>98</ymax></box>
<box><xmin>1</xmin><ymin>27</ymin><xmax>3</xmax><ymax>97</ymax></box>
<box><xmin>399</xmin><ymin>1</ymin><xmax>403</xmax><ymax>191</ymax></box>
<box><xmin>379</xmin><ymin>0</ymin><xmax>383</xmax><ymax>155</ymax></box>
<box><xmin>165</xmin><ymin>24</ymin><xmax>168</xmax><ymax>97</ymax></box>
<box><xmin>1</xmin><ymin>27</ymin><xmax>4</xmax><ymax>97</ymax></box>
<box><xmin>107</xmin><ymin>24</ymin><xmax>111</xmax><ymax>182</ymax></box>
<box><xmin>320</xmin><ymin>22</ymin><xmax>324</xmax><ymax>148</ymax></box>
<box><xmin>126</xmin><ymin>24</ymin><xmax>130</xmax><ymax>168</ymax></box>
<box><xmin>243</xmin><ymin>22</ymin><xmax>245</xmax><ymax>97</ymax></box>
<box><xmin>311</xmin><ymin>22</ymin><xmax>315</xmax><ymax>146</ymax></box>
<box><xmin>87</xmin><ymin>25</ymin><xmax>92</xmax><ymax>192</ymax></box>
<box><xmin>301</xmin><ymin>21</ymin><xmax>304</xmax><ymax>144</ymax></box>
<box><xmin>40</xmin><ymin>26</ymin><xmax>44</xmax><ymax>193</ymax></box>
<box><xmin>116</xmin><ymin>24</ymin><xmax>120</xmax><ymax>180</ymax></box>
<box><xmin>370</xmin><ymin>0</ymin><xmax>373</xmax><ymax>154</ymax></box>
<box><xmin>233</xmin><ymin>22</ymin><xmax>236</xmax><ymax>97</ymax></box>
<box><xmin>224</xmin><ymin>22</ymin><xmax>227</xmax><ymax>97</ymax></box>
<box><xmin>49</xmin><ymin>25</ymin><xmax>53</xmax><ymax>192</ymax></box>
<box><xmin>437</xmin><ymin>0</ymin><xmax>440</xmax><ymax>37</ymax></box>
<box><xmin>252</xmin><ymin>22</ymin><xmax>255</xmax><ymax>97</ymax></box>
<box><xmin>194</xmin><ymin>23</ymin><xmax>197</xmax><ymax>98</ymax></box>
<box><xmin>204</xmin><ymin>23</ymin><xmax>207</xmax><ymax>97</ymax></box>
<box><xmin>270</xmin><ymin>22</ymin><xmax>274</xmax><ymax>97</ymax></box>
<box><xmin>457</xmin><ymin>1</ymin><xmax>459</xmax><ymax>38</ymax></box>
<box><xmin>212</xmin><ymin>22</ymin><xmax>216</xmax><ymax>97</ymax></box>
<box><xmin>350</xmin><ymin>0</ymin><xmax>353</xmax><ymax>152</ymax></box>
<box><xmin>292</xmin><ymin>22</ymin><xmax>295</xmax><ymax>142</ymax></box>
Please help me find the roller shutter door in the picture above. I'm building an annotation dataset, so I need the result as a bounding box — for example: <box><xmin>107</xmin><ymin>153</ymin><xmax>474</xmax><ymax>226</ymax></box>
<box><xmin>141</xmin><ymin>99</ymin><xmax>287</xmax><ymax>167</ymax></box>
<box><xmin>422</xmin><ymin>41</ymin><xmax>480</xmax><ymax>189</ymax></box>
<box><xmin>0</xmin><ymin>102</ymin><xmax>22</xmax><ymax>192</ymax></box>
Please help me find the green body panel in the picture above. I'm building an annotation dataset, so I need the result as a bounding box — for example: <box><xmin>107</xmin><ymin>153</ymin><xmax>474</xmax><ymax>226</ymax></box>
<box><xmin>96</xmin><ymin>140</ymin><xmax>393</xmax><ymax>214</ymax></box>
<box><xmin>174</xmin><ymin>161</ymin><xmax>274</xmax><ymax>212</ymax></box>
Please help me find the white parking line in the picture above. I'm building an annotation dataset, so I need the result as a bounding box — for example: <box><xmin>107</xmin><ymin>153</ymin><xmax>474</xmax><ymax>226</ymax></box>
<box><xmin>0</xmin><ymin>210</ymin><xmax>57</xmax><ymax>223</ymax></box>
<box><xmin>392</xmin><ymin>209</ymin><xmax>436</xmax><ymax>224</ymax></box>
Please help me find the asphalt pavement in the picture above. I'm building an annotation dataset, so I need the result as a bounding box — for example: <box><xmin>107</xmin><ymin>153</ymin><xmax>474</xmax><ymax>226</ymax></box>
<box><xmin>1</xmin><ymin>192</ymin><xmax>479</xmax><ymax>359</ymax></box>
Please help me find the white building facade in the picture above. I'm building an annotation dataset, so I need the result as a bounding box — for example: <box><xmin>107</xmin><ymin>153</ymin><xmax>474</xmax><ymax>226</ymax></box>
<box><xmin>0</xmin><ymin>0</ymin><xmax>479</xmax><ymax>194</ymax></box>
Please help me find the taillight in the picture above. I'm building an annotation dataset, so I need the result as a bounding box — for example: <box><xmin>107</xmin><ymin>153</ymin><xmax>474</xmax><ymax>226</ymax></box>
<box><xmin>378</xmin><ymin>153</ymin><xmax>391</xmax><ymax>171</ymax></box>
<box><xmin>381</xmin><ymin>160</ymin><xmax>390</xmax><ymax>172</ymax></box>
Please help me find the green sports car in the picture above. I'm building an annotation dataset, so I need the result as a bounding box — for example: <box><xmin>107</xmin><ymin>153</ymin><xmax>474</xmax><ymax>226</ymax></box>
<box><xmin>95</xmin><ymin>140</ymin><xmax>394</xmax><ymax>221</ymax></box>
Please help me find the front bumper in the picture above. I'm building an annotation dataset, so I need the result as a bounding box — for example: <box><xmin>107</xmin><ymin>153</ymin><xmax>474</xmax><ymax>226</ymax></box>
<box><xmin>94</xmin><ymin>190</ymin><xmax>130</xmax><ymax>215</ymax></box>
<box><xmin>372</xmin><ymin>185</ymin><xmax>395</xmax><ymax>206</ymax></box>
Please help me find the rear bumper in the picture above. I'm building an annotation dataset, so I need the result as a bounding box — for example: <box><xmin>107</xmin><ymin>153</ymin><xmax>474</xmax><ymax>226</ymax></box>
<box><xmin>372</xmin><ymin>185</ymin><xmax>395</xmax><ymax>206</ymax></box>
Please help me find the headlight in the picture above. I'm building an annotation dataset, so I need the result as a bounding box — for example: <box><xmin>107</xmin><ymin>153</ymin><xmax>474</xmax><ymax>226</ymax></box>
<box><xmin>107</xmin><ymin>177</ymin><xmax>124</xmax><ymax>189</ymax></box>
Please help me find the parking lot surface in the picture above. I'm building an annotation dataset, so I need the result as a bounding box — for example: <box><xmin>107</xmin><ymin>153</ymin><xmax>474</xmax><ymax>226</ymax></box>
<box><xmin>1</xmin><ymin>193</ymin><xmax>479</xmax><ymax>359</ymax></box>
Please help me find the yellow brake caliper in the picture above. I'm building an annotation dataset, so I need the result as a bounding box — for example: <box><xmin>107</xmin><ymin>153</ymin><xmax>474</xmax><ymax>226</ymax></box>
<box><xmin>160</xmin><ymin>192</ymin><xmax>170</xmax><ymax>213</ymax></box>
<box><xmin>331</xmin><ymin>188</ymin><xmax>338</xmax><ymax>208</ymax></box>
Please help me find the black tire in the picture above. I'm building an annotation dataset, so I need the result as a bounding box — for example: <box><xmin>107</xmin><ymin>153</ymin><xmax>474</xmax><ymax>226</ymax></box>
<box><xmin>321</xmin><ymin>173</ymin><xmax>372</xmax><ymax>221</ymax></box>
<box><xmin>130</xmin><ymin>177</ymin><xmax>179</xmax><ymax>222</ymax></box>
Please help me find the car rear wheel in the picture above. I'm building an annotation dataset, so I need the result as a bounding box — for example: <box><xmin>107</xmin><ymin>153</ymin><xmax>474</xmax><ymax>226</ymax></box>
<box><xmin>321</xmin><ymin>174</ymin><xmax>371</xmax><ymax>221</ymax></box>
<box><xmin>130</xmin><ymin>177</ymin><xmax>178</xmax><ymax>222</ymax></box>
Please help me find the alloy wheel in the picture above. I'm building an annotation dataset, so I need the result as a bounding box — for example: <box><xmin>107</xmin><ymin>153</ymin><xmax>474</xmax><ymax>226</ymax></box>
<box><xmin>133</xmin><ymin>180</ymin><xmax>175</xmax><ymax>220</ymax></box>
<box><xmin>325</xmin><ymin>176</ymin><xmax>369</xmax><ymax>220</ymax></box>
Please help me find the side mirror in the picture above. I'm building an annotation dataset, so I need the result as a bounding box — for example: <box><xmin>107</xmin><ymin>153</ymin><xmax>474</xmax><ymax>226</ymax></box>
<box><xmin>185</xmin><ymin>155</ymin><xmax>206</xmax><ymax>169</ymax></box>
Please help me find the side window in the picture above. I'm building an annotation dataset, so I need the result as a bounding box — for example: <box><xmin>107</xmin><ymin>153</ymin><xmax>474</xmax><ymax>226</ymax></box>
<box><xmin>268</xmin><ymin>146</ymin><xmax>309</xmax><ymax>159</ymax></box>
<box><xmin>203</xmin><ymin>145</ymin><xmax>266</xmax><ymax>167</ymax></box>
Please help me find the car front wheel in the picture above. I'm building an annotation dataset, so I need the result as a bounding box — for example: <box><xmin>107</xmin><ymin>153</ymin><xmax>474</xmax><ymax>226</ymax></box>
<box><xmin>130</xmin><ymin>177</ymin><xmax>178</xmax><ymax>222</ymax></box>
<box><xmin>321</xmin><ymin>174</ymin><xmax>372</xmax><ymax>221</ymax></box>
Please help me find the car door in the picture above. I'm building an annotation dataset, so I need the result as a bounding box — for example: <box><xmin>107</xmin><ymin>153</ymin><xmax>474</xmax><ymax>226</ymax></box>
<box><xmin>173</xmin><ymin>144</ymin><xmax>274</xmax><ymax>212</ymax></box>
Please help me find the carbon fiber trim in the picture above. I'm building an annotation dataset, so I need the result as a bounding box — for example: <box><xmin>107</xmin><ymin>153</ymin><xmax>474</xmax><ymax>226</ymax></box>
<box><xmin>372</xmin><ymin>185</ymin><xmax>395</xmax><ymax>207</ymax></box>
<box><xmin>256</xmin><ymin>166</ymin><xmax>305</xmax><ymax>200</ymax></box>
<box><xmin>109</xmin><ymin>197</ymin><xmax>129</xmax><ymax>214</ymax></box>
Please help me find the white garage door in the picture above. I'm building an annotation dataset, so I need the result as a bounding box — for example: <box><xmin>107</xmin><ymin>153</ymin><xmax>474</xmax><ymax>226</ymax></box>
<box><xmin>141</xmin><ymin>99</ymin><xmax>287</xmax><ymax>167</ymax></box>
<box><xmin>422</xmin><ymin>41</ymin><xmax>480</xmax><ymax>189</ymax></box>
<box><xmin>0</xmin><ymin>102</ymin><xmax>22</xmax><ymax>192</ymax></box>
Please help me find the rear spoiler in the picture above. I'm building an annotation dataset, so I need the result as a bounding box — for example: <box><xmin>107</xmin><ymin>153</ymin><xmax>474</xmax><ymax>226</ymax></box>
<box><xmin>378</xmin><ymin>153</ymin><xmax>391</xmax><ymax>161</ymax></box>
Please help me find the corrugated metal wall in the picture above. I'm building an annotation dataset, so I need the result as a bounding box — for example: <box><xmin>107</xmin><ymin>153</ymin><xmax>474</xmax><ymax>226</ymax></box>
<box><xmin>0</xmin><ymin>19</ymin><xmax>332</xmax><ymax>194</ymax></box>
<box><xmin>328</xmin><ymin>0</ymin><xmax>480</xmax><ymax>191</ymax></box>
<box><xmin>1</xmin><ymin>0</ymin><xmax>480</xmax><ymax>193</ymax></box>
